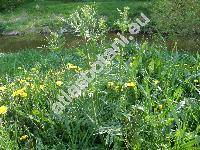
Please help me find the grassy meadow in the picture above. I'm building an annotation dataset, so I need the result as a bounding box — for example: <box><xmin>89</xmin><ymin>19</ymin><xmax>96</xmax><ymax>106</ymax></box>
<box><xmin>0</xmin><ymin>0</ymin><xmax>150</xmax><ymax>33</ymax></box>
<box><xmin>0</xmin><ymin>0</ymin><xmax>200</xmax><ymax>149</ymax></box>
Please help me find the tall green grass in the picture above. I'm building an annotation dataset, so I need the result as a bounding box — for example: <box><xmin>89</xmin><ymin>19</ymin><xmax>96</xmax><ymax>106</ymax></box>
<box><xmin>0</xmin><ymin>41</ymin><xmax>199</xmax><ymax>149</ymax></box>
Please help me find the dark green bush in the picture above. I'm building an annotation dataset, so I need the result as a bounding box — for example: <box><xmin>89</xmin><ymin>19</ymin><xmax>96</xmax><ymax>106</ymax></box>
<box><xmin>152</xmin><ymin>0</ymin><xmax>200</xmax><ymax>36</ymax></box>
<box><xmin>0</xmin><ymin>0</ymin><xmax>33</xmax><ymax>12</ymax></box>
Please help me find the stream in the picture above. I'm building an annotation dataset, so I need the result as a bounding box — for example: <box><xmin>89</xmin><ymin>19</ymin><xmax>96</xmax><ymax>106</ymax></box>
<box><xmin>0</xmin><ymin>33</ymin><xmax>199</xmax><ymax>53</ymax></box>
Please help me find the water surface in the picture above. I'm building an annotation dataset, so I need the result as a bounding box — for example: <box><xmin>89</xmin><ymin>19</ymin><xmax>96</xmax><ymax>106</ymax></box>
<box><xmin>0</xmin><ymin>33</ymin><xmax>199</xmax><ymax>53</ymax></box>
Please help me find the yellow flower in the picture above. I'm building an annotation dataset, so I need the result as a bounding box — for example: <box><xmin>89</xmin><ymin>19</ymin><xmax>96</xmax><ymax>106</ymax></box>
<box><xmin>12</xmin><ymin>88</ymin><xmax>28</xmax><ymax>98</ymax></box>
<box><xmin>20</xmin><ymin>92</ymin><xmax>28</xmax><ymax>97</ymax></box>
<box><xmin>12</xmin><ymin>91</ymin><xmax>19</xmax><ymax>97</ymax></box>
<box><xmin>153</xmin><ymin>80</ymin><xmax>159</xmax><ymax>85</ymax></box>
<box><xmin>67</xmin><ymin>63</ymin><xmax>78</xmax><ymax>70</ymax></box>
<box><xmin>0</xmin><ymin>86</ymin><xmax>6</xmax><ymax>92</ymax></box>
<box><xmin>20</xmin><ymin>135</ymin><xmax>28</xmax><ymax>141</ymax></box>
<box><xmin>0</xmin><ymin>106</ymin><xmax>8</xmax><ymax>115</ymax></box>
<box><xmin>194</xmin><ymin>79</ymin><xmax>198</xmax><ymax>83</ymax></box>
<box><xmin>125</xmin><ymin>82</ymin><xmax>136</xmax><ymax>88</ymax></box>
<box><xmin>56</xmin><ymin>81</ymin><xmax>63</xmax><ymax>86</ymax></box>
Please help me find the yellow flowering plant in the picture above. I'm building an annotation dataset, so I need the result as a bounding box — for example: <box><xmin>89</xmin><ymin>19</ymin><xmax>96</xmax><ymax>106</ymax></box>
<box><xmin>0</xmin><ymin>106</ymin><xmax>8</xmax><ymax>115</ymax></box>
<box><xmin>20</xmin><ymin>135</ymin><xmax>28</xmax><ymax>141</ymax></box>
<box><xmin>12</xmin><ymin>88</ymin><xmax>28</xmax><ymax>98</ymax></box>
<box><xmin>124</xmin><ymin>82</ymin><xmax>136</xmax><ymax>88</ymax></box>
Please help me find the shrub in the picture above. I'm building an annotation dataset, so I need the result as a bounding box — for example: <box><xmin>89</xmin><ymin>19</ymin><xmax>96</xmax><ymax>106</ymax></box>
<box><xmin>67</xmin><ymin>4</ymin><xmax>108</xmax><ymax>65</ymax></box>
<box><xmin>152</xmin><ymin>0</ymin><xmax>200</xmax><ymax>36</ymax></box>
<box><xmin>67</xmin><ymin>4</ymin><xmax>108</xmax><ymax>42</ymax></box>
<box><xmin>114</xmin><ymin>7</ymin><xmax>131</xmax><ymax>33</ymax></box>
<box><xmin>0</xmin><ymin>0</ymin><xmax>33</xmax><ymax>12</ymax></box>
<box><xmin>46</xmin><ymin>31</ymin><xmax>65</xmax><ymax>52</ymax></box>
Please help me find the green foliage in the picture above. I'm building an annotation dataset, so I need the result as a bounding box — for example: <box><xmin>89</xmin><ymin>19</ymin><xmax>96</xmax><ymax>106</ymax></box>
<box><xmin>67</xmin><ymin>4</ymin><xmax>108</xmax><ymax>42</ymax></box>
<box><xmin>67</xmin><ymin>4</ymin><xmax>108</xmax><ymax>65</ymax></box>
<box><xmin>114</xmin><ymin>6</ymin><xmax>131</xmax><ymax>33</ymax></box>
<box><xmin>152</xmin><ymin>0</ymin><xmax>200</xmax><ymax>36</ymax></box>
<box><xmin>0</xmin><ymin>127</ymin><xmax>17</xmax><ymax>149</ymax></box>
<box><xmin>46</xmin><ymin>31</ymin><xmax>65</xmax><ymax>52</ymax></box>
<box><xmin>0</xmin><ymin>0</ymin><xmax>151</xmax><ymax>33</ymax></box>
<box><xmin>0</xmin><ymin>0</ymin><xmax>30</xmax><ymax>12</ymax></box>
<box><xmin>0</xmin><ymin>23</ymin><xmax>5</xmax><ymax>34</ymax></box>
<box><xmin>0</xmin><ymin>41</ymin><xmax>199</xmax><ymax>149</ymax></box>
<box><xmin>0</xmin><ymin>1</ymin><xmax>199</xmax><ymax>149</ymax></box>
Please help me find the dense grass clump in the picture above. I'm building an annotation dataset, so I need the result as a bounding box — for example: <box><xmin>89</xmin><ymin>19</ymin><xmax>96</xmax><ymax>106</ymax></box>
<box><xmin>0</xmin><ymin>41</ymin><xmax>199</xmax><ymax>149</ymax></box>
<box><xmin>152</xmin><ymin>0</ymin><xmax>200</xmax><ymax>36</ymax></box>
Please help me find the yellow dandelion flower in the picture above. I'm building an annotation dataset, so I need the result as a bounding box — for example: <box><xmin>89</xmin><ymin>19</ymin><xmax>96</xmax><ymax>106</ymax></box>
<box><xmin>12</xmin><ymin>91</ymin><xmax>19</xmax><ymax>97</ymax></box>
<box><xmin>20</xmin><ymin>92</ymin><xmax>28</xmax><ymax>98</ymax></box>
<box><xmin>0</xmin><ymin>86</ymin><xmax>6</xmax><ymax>92</ymax></box>
<box><xmin>0</xmin><ymin>106</ymin><xmax>8</xmax><ymax>115</ymax></box>
<box><xmin>56</xmin><ymin>81</ymin><xmax>63</xmax><ymax>86</ymax></box>
<box><xmin>12</xmin><ymin>88</ymin><xmax>27</xmax><ymax>98</ymax></box>
<box><xmin>20</xmin><ymin>135</ymin><xmax>28</xmax><ymax>141</ymax></box>
<box><xmin>125</xmin><ymin>82</ymin><xmax>136</xmax><ymax>88</ymax></box>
